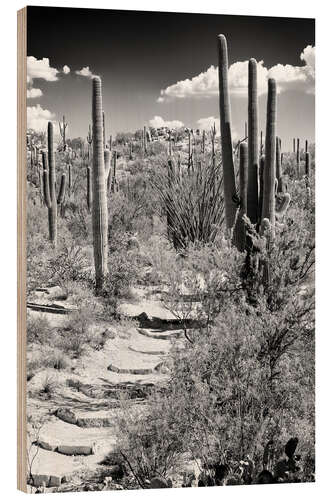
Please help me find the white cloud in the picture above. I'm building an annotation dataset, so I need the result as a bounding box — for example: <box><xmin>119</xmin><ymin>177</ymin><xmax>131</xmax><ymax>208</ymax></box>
<box><xmin>75</xmin><ymin>66</ymin><xmax>96</xmax><ymax>78</ymax></box>
<box><xmin>196</xmin><ymin>117</ymin><xmax>220</xmax><ymax>135</ymax></box>
<box><xmin>27</xmin><ymin>56</ymin><xmax>59</xmax><ymax>84</ymax></box>
<box><xmin>27</xmin><ymin>88</ymin><xmax>43</xmax><ymax>99</ymax></box>
<box><xmin>63</xmin><ymin>65</ymin><xmax>70</xmax><ymax>74</ymax></box>
<box><xmin>157</xmin><ymin>46</ymin><xmax>315</xmax><ymax>101</ymax></box>
<box><xmin>27</xmin><ymin>104</ymin><xmax>55</xmax><ymax>132</ymax></box>
<box><xmin>149</xmin><ymin>115</ymin><xmax>184</xmax><ymax>129</ymax></box>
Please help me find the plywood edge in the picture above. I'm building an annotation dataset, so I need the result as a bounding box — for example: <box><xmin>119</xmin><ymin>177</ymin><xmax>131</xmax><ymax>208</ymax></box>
<box><xmin>17</xmin><ymin>6</ymin><xmax>27</xmax><ymax>494</ymax></box>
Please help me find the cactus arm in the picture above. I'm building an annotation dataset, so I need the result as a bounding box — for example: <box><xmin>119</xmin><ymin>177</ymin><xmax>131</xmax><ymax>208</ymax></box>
<box><xmin>217</xmin><ymin>34</ymin><xmax>237</xmax><ymax>230</ymax></box>
<box><xmin>57</xmin><ymin>173</ymin><xmax>66</xmax><ymax>205</ymax></box>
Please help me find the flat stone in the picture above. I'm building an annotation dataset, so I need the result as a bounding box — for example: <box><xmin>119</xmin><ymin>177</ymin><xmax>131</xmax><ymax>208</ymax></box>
<box><xmin>56</xmin><ymin>445</ymin><xmax>94</xmax><ymax>456</ymax></box>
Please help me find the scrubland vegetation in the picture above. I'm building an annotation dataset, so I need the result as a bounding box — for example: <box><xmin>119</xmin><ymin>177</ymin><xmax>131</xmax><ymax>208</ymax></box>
<box><xmin>26</xmin><ymin>34</ymin><xmax>315</xmax><ymax>491</ymax></box>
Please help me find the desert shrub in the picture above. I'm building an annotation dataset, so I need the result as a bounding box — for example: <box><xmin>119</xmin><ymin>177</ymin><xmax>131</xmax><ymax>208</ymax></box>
<box><xmin>115</xmin><ymin>296</ymin><xmax>314</xmax><ymax>486</ymax></box>
<box><xmin>101</xmin><ymin>248</ymin><xmax>138</xmax><ymax>316</ymax></box>
<box><xmin>45</xmin><ymin>239</ymin><xmax>90</xmax><ymax>285</ymax></box>
<box><xmin>39</xmin><ymin>374</ymin><xmax>58</xmax><ymax>399</ymax></box>
<box><xmin>27</xmin><ymin>314</ymin><xmax>53</xmax><ymax>345</ymax></box>
<box><xmin>56</xmin><ymin>310</ymin><xmax>93</xmax><ymax>358</ymax></box>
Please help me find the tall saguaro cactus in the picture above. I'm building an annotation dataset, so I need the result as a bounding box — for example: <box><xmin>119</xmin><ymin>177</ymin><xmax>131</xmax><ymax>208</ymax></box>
<box><xmin>43</xmin><ymin>121</ymin><xmax>66</xmax><ymax>245</ymax></box>
<box><xmin>247</xmin><ymin>58</ymin><xmax>259</xmax><ymax>225</ymax></box>
<box><xmin>261</xmin><ymin>79</ymin><xmax>277</xmax><ymax>232</ymax></box>
<box><xmin>296</xmin><ymin>138</ymin><xmax>300</xmax><ymax>178</ymax></box>
<box><xmin>217</xmin><ymin>34</ymin><xmax>237</xmax><ymax>230</ymax></box>
<box><xmin>92</xmin><ymin>76</ymin><xmax>108</xmax><ymax>292</ymax></box>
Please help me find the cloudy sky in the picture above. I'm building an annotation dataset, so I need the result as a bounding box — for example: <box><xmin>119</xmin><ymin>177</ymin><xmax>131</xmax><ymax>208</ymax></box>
<box><xmin>27</xmin><ymin>7</ymin><xmax>315</xmax><ymax>147</ymax></box>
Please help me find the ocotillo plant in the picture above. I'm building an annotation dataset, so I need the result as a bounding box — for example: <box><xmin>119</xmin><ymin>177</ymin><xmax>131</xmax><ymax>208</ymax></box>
<box><xmin>92</xmin><ymin>76</ymin><xmax>108</xmax><ymax>292</ymax></box>
<box><xmin>210</xmin><ymin>122</ymin><xmax>216</xmax><ymax>161</ymax></box>
<box><xmin>59</xmin><ymin>115</ymin><xmax>68</xmax><ymax>151</ymax></box>
<box><xmin>261</xmin><ymin>79</ymin><xmax>277</xmax><ymax>234</ymax></box>
<box><xmin>43</xmin><ymin>121</ymin><xmax>66</xmax><ymax>245</ymax></box>
<box><xmin>168</xmin><ymin>132</ymin><xmax>173</xmax><ymax>157</ymax></box>
<box><xmin>202</xmin><ymin>129</ymin><xmax>206</xmax><ymax>154</ymax></box>
<box><xmin>143</xmin><ymin>126</ymin><xmax>147</xmax><ymax>154</ymax></box>
<box><xmin>217</xmin><ymin>34</ymin><xmax>237</xmax><ymax>230</ymax></box>
<box><xmin>247</xmin><ymin>58</ymin><xmax>259</xmax><ymax>225</ymax></box>
<box><xmin>233</xmin><ymin>143</ymin><xmax>248</xmax><ymax>252</ymax></box>
<box><xmin>187</xmin><ymin>130</ymin><xmax>193</xmax><ymax>170</ymax></box>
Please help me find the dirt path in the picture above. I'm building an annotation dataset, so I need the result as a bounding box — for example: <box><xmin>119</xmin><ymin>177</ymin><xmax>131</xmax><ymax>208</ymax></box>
<box><xmin>26</xmin><ymin>287</ymin><xmax>184</xmax><ymax>490</ymax></box>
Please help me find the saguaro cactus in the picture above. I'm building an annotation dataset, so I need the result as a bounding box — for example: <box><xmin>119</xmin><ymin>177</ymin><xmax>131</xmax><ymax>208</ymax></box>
<box><xmin>305</xmin><ymin>151</ymin><xmax>311</xmax><ymax>181</ymax></box>
<box><xmin>92</xmin><ymin>76</ymin><xmax>108</xmax><ymax>291</ymax></box>
<box><xmin>261</xmin><ymin>79</ymin><xmax>277</xmax><ymax>233</ymax></box>
<box><xmin>68</xmin><ymin>163</ymin><xmax>72</xmax><ymax>194</ymax></box>
<box><xmin>86</xmin><ymin>166</ymin><xmax>92</xmax><ymax>212</ymax></box>
<box><xmin>276</xmin><ymin>136</ymin><xmax>283</xmax><ymax>192</ymax></box>
<box><xmin>296</xmin><ymin>138</ymin><xmax>300</xmax><ymax>178</ymax></box>
<box><xmin>43</xmin><ymin>121</ymin><xmax>66</xmax><ymax>245</ymax></box>
<box><xmin>233</xmin><ymin>143</ymin><xmax>248</xmax><ymax>252</ymax></box>
<box><xmin>217</xmin><ymin>34</ymin><xmax>237</xmax><ymax>230</ymax></box>
<box><xmin>247</xmin><ymin>58</ymin><xmax>259</xmax><ymax>225</ymax></box>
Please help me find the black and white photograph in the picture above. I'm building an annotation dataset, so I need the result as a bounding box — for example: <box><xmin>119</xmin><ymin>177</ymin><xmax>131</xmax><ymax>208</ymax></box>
<box><xmin>19</xmin><ymin>5</ymin><xmax>315</xmax><ymax>493</ymax></box>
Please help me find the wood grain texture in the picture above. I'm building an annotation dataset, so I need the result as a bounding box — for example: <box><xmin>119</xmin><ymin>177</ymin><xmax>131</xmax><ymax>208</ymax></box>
<box><xmin>17</xmin><ymin>6</ymin><xmax>27</xmax><ymax>493</ymax></box>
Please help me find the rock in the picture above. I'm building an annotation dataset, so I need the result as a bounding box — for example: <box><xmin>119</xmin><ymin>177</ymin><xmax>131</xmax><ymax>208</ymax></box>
<box><xmin>49</xmin><ymin>475</ymin><xmax>62</xmax><ymax>487</ymax></box>
<box><xmin>55</xmin><ymin>408</ymin><xmax>78</xmax><ymax>425</ymax></box>
<box><xmin>30</xmin><ymin>474</ymin><xmax>49</xmax><ymax>487</ymax></box>
<box><xmin>36</xmin><ymin>436</ymin><xmax>59</xmax><ymax>451</ymax></box>
<box><xmin>150</xmin><ymin>476</ymin><xmax>171</xmax><ymax>489</ymax></box>
<box><xmin>56</xmin><ymin>444</ymin><xmax>94</xmax><ymax>456</ymax></box>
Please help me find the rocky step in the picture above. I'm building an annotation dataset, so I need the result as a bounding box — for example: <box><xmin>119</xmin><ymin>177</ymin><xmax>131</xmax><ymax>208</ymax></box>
<box><xmin>137</xmin><ymin>327</ymin><xmax>182</xmax><ymax>340</ymax></box>
<box><xmin>107</xmin><ymin>361</ymin><xmax>166</xmax><ymax>375</ymax></box>
<box><xmin>27</xmin><ymin>302</ymin><xmax>77</xmax><ymax>314</ymax></box>
<box><xmin>28</xmin><ymin>473</ymin><xmax>67</xmax><ymax>488</ymax></box>
<box><xmin>66</xmin><ymin>378</ymin><xmax>156</xmax><ymax>401</ymax></box>
<box><xmin>128</xmin><ymin>346</ymin><xmax>167</xmax><ymax>356</ymax></box>
<box><xmin>32</xmin><ymin>417</ymin><xmax>115</xmax><ymax>458</ymax></box>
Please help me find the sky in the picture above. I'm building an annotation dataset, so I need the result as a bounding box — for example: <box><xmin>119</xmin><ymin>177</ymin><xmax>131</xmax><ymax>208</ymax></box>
<box><xmin>27</xmin><ymin>6</ymin><xmax>315</xmax><ymax>148</ymax></box>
